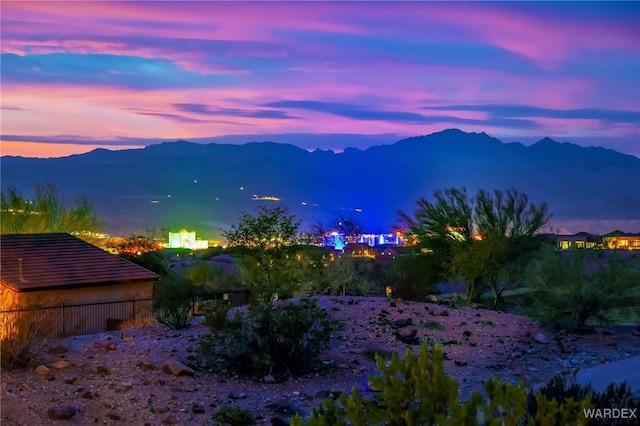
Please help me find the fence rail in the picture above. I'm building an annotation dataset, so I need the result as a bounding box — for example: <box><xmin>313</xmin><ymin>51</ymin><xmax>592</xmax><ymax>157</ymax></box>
<box><xmin>1</xmin><ymin>290</ymin><xmax>250</xmax><ymax>339</ymax></box>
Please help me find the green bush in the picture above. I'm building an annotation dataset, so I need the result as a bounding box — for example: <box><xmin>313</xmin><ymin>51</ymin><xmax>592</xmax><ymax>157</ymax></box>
<box><xmin>153</xmin><ymin>273</ymin><xmax>199</xmax><ymax>330</ymax></box>
<box><xmin>210</xmin><ymin>406</ymin><xmax>255</xmax><ymax>425</ymax></box>
<box><xmin>528</xmin><ymin>374</ymin><xmax>639</xmax><ymax>426</ymax></box>
<box><xmin>202</xmin><ymin>299</ymin><xmax>231</xmax><ymax>331</ymax></box>
<box><xmin>290</xmin><ymin>342</ymin><xmax>591</xmax><ymax>426</ymax></box>
<box><xmin>385</xmin><ymin>253</ymin><xmax>441</xmax><ymax>302</ymax></box>
<box><xmin>524</xmin><ymin>249</ymin><xmax>640</xmax><ymax>332</ymax></box>
<box><xmin>201</xmin><ymin>298</ymin><xmax>341</xmax><ymax>377</ymax></box>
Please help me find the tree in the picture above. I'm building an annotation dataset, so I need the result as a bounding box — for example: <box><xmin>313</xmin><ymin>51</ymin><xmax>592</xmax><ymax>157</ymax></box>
<box><xmin>0</xmin><ymin>183</ymin><xmax>105</xmax><ymax>237</ymax></box>
<box><xmin>524</xmin><ymin>249</ymin><xmax>640</xmax><ymax>333</ymax></box>
<box><xmin>224</xmin><ymin>206</ymin><xmax>303</xmax><ymax>302</ymax></box>
<box><xmin>330</xmin><ymin>213</ymin><xmax>364</xmax><ymax>243</ymax></box>
<box><xmin>104</xmin><ymin>235</ymin><xmax>169</xmax><ymax>276</ymax></box>
<box><xmin>326</xmin><ymin>256</ymin><xmax>375</xmax><ymax>296</ymax></box>
<box><xmin>399</xmin><ymin>187</ymin><xmax>551</xmax><ymax>307</ymax></box>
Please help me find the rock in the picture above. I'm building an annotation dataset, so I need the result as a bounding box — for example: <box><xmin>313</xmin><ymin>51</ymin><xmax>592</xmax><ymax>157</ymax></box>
<box><xmin>162</xmin><ymin>359</ymin><xmax>194</xmax><ymax>376</ymax></box>
<box><xmin>123</xmin><ymin>336</ymin><xmax>134</xmax><ymax>343</ymax></box>
<box><xmin>95</xmin><ymin>366</ymin><xmax>109</xmax><ymax>376</ymax></box>
<box><xmin>22</xmin><ymin>383</ymin><xmax>33</xmax><ymax>392</ymax></box>
<box><xmin>35</xmin><ymin>365</ymin><xmax>51</xmax><ymax>376</ymax></box>
<box><xmin>455</xmin><ymin>360</ymin><xmax>468</xmax><ymax>366</ymax></box>
<box><xmin>229</xmin><ymin>391</ymin><xmax>247</xmax><ymax>400</ymax></box>
<box><xmin>64</xmin><ymin>378</ymin><xmax>76</xmax><ymax>385</ymax></box>
<box><xmin>106</xmin><ymin>413</ymin><xmax>121</xmax><ymax>421</ymax></box>
<box><xmin>47</xmin><ymin>406</ymin><xmax>77</xmax><ymax>420</ymax></box>
<box><xmin>138</xmin><ymin>361</ymin><xmax>155</xmax><ymax>371</ymax></box>
<box><xmin>533</xmin><ymin>332</ymin><xmax>548</xmax><ymax>344</ymax></box>
<box><xmin>82</xmin><ymin>391</ymin><xmax>94</xmax><ymax>399</ymax></box>
<box><xmin>440</xmin><ymin>310</ymin><xmax>450</xmax><ymax>317</ymax></box>
<box><xmin>263</xmin><ymin>374</ymin><xmax>276</xmax><ymax>383</ymax></box>
<box><xmin>396</xmin><ymin>326</ymin><xmax>418</xmax><ymax>344</ymax></box>
<box><xmin>190</xmin><ymin>403</ymin><xmax>206</xmax><ymax>414</ymax></box>
<box><xmin>105</xmin><ymin>342</ymin><xmax>117</xmax><ymax>351</ymax></box>
<box><xmin>394</xmin><ymin>318</ymin><xmax>413</xmax><ymax>328</ymax></box>
<box><xmin>161</xmin><ymin>415</ymin><xmax>184</xmax><ymax>425</ymax></box>
<box><xmin>426</xmin><ymin>295</ymin><xmax>438</xmax><ymax>304</ymax></box>
<box><xmin>528</xmin><ymin>367</ymin><xmax>540</xmax><ymax>372</ymax></box>
<box><xmin>48</xmin><ymin>345</ymin><xmax>69</xmax><ymax>354</ymax></box>
<box><xmin>51</xmin><ymin>360</ymin><xmax>71</xmax><ymax>370</ymax></box>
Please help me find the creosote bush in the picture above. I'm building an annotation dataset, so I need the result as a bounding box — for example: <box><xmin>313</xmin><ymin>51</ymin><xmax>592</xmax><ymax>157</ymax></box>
<box><xmin>209</xmin><ymin>406</ymin><xmax>255</xmax><ymax>425</ymax></box>
<box><xmin>152</xmin><ymin>273</ymin><xmax>199</xmax><ymax>330</ymax></box>
<box><xmin>290</xmin><ymin>342</ymin><xmax>591</xmax><ymax>426</ymax></box>
<box><xmin>201</xmin><ymin>298</ymin><xmax>342</xmax><ymax>378</ymax></box>
<box><xmin>528</xmin><ymin>374</ymin><xmax>640</xmax><ymax>426</ymax></box>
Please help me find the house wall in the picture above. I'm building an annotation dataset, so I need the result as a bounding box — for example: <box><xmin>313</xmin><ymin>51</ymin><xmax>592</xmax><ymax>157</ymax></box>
<box><xmin>2</xmin><ymin>281</ymin><xmax>155</xmax><ymax>339</ymax></box>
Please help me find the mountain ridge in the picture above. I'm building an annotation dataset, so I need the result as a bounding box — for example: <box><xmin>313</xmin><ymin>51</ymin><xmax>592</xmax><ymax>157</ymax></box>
<box><xmin>2</xmin><ymin>129</ymin><xmax>639</xmax><ymax>238</ymax></box>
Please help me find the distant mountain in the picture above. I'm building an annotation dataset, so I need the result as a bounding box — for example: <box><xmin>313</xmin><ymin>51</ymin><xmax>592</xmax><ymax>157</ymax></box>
<box><xmin>2</xmin><ymin>129</ymin><xmax>639</xmax><ymax>238</ymax></box>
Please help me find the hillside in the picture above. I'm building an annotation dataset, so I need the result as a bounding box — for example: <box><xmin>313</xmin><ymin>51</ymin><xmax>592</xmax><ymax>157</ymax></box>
<box><xmin>2</xmin><ymin>129</ymin><xmax>639</xmax><ymax>237</ymax></box>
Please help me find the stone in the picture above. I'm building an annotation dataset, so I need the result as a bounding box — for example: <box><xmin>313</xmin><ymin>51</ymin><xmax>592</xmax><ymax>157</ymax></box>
<box><xmin>162</xmin><ymin>359</ymin><xmax>194</xmax><ymax>376</ymax></box>
<box><xmin>161</xmin><ymin>415</ymin><xmax>184</xmax><ymax>426</ymax></box>
<box><xmin>51</xmin><ymin>360</ymin><xmax>71</xmax><ymax>370</ymax></box>
<box><xmin>229</xmin><ymin>391</ymin><xmax>247</xmax><ymax>400</ymax></box>
<box><xmin>106</xmin><ymin>413</ymin><xmax>121</xmax><ymax>421</ymax></box>
<box><xmin>190</xmin><ymin>403</ymin><xmax>206</xmax><ymax>414</ymax></box>
<box><xmin>396</xmin><ymin>326</ymin><xmax>418</xmax><ymax>344</ymax></box>
<box><xmin>440</xmin><ymin>310</ymin><xmax>450</xmax><ymax>317</ymax></box>
<box><xmin>394</xmin><ymin>318</ymin><xmax>413</xmax><ymax>328</ymax></box>
<box><xmin>82</xmin><ymin>391</ymin><xmax>94</xmax><ymax>399</ymax></box>
<box><xmin>95</xmin><ymin>366</ymin><xmax>109</xmax><ymax>376</ymax></box>
<box><xmin>455</xmin><ymin>360</ymin><xmax>468</xmax><ymax>367</ymax></box>
<box><xmin>426</xmin><ymin>295</ymin><xmax>438</xmax><ymax>304</ymax></box>
<box><xmin>47</xmin><ymin>406</ymin><xmax>77</xmax><ymax>420</ymax></box>
<box><xmin>138</xmin><ymin>361</ymin><xmax>155</xmax><ymax>371</ymax></box>
<box><xmin>533</xmin><ymin>332</ymin><xmax>548</xmax><ymax>344</ymax></box>
<box><xmin>21</xmin><ymin>383</ymin><xmax>33</xmax><ymax>392</ymax></box>
<box><xmin>263</xmin><ymin>374</ymin><xmax>276</xmax><ymax>383</ymax></box>
<box><xmin>35</xmin><ymin>365</ymin><xmax>51</xmax><ymax>376</ymax></box>
<box><xmin>528</xmin><ymin>367</ymin><xmax>540</xmax><ymax>372</ymax></box>
<box><xmin>105</xmin><ymin>342</ymin><xmax>117</xmax><ymax>351</ymax></box>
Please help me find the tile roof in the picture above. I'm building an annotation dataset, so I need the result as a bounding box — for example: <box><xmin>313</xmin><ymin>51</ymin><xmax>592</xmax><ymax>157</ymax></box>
<box><xmin>1</xmin><ymin>233</ymin><xmax>159</xmax><ymax>292</ymax></box>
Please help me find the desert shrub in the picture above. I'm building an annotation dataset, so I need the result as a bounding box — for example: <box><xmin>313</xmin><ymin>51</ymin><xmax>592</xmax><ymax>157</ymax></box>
<box><xmin>290</xmin><ymin>343</ymin><xmax>591</xmax><ymax>426</ymax></box>
<box><xmin>524</xmin><ymin>249</ymin><xmax>640</xmax><ymax>332</ymax></box>
<box><xmin>202</xmin><ymin>299</ymin><xmax>231</xmax><ymax>331</ymax></box>
<box><xmin>384</xmin><ymin>253</ymin><xmax>441</xmax><ymax>302</ymax></box>
<box><xmin>528</xmin><ymin>374</ymin><xmax>639</xmax><ymax>426</ymax></box>
<box><xmin>118</xmin><ymin>317</ymin><xmax>156</xmax><ymax>330</ymax></box>
<box><xmin>152</xmin><ymin>273</ymin><xmax>199</xmax><ymax>330</ymax></box>
<box><xmin>186</xmin><ymin>260</ymin><xmax>241</xmax><ymax>292</ymax></box>
<box><xmin>210</xmin><ymin>406</ymin><xmax>255</xmax><ymax>425</ymax></box>
<box><xmin>201</xmin><ymin>298</ymin><xmax>342</xmax><ymax>377</ymax></box>
<box><xmin>325</xmin><ymin>256</ymin><xmax>376</xmax><ymax>296</ymax></box>
<box><xmin>1</xmin><ymin>310</ymin><xmax>50</xmax><ymax>370</ymax></box>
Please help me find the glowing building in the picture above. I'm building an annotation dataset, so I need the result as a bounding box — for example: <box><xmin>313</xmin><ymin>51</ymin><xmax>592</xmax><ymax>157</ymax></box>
<box><xmin>168</xmin><ymin>229</ymin><xmax>209</xmax><ymax>250</ymax></box>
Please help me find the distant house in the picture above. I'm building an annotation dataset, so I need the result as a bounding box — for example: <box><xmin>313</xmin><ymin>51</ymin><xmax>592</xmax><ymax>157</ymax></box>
<box><xmin>603</xmin><ymin>231</ymin><xmax>640</xmax><ymax>250</ymax></box>
<box><xmin>549</xmin><ymin>232</ymin><xmax>602</xmax><ymax>250</ymax></box>
<box><xmin>344</xmin><ymin>243</ymin><xmax>377</xmax><ymax>258</ymax></box>
<box><xmin>1</xmin><ymin>233</ymin><xmax>159</xmax><ymax>338</ymax></box>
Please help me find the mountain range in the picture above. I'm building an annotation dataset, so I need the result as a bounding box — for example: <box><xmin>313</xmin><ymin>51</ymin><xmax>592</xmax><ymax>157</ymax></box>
<box><xmin>2</xmin><ymin>129</ymin><xmax>639</xmax><ymax>238</ymax></box>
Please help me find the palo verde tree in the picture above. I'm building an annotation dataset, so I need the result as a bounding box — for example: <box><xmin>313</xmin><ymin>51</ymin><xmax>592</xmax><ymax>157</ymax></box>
<box><xmin>399</xmin><ymin>187</ymin><xmax>551</xmax><ymax>307</ymax></box>
<box><xmin>0</xmin><ymin>183</ymin><xmax>105</xmax><ymax>237</ymax></box>
<box><xmin>224</xmin><ymin>205</ymin><xmax>304</xmax><ymax>302</ymax></box>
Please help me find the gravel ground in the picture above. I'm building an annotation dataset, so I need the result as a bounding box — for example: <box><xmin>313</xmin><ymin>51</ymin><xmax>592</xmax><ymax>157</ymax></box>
<box><xmin>2</xmin><ymin>296</ymin><xmax>639</xmax><ymax>425</ymax></box>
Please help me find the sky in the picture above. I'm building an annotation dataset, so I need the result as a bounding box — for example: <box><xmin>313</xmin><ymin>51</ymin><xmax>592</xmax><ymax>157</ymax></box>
<box><xmin>1</xmin><ymin>1</ymin><xmax>639</xmax><ymax>158</ymax></box>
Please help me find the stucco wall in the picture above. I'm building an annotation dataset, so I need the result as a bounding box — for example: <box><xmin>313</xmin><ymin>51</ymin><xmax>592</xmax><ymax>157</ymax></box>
<box><xmin>2</xmin><ymin>281</ymin><xmax>155</xmax><ymax>338</ymax></box>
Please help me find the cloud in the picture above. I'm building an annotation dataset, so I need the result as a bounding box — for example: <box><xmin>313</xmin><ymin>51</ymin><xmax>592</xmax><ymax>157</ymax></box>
<box><xmin>424</xmin><ymin>104</ymin><xmax>640</xmax><ymax>125</ymax></box>
<box><xmin>264</xmin><ymin>100</ymin><xmax>539</xmax><ymax>128</ymax></box>
<box><xmin>172</xmin><ymin>103</ymin><xmax>295</xmax><ymax>119</ymax></box>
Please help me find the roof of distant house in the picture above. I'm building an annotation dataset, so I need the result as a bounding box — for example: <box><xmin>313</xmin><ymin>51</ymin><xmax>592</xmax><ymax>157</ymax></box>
<box><xmin>1</xmin><ymin>233</ymin><xmax>159</xmax><ymax>292</ymax></box>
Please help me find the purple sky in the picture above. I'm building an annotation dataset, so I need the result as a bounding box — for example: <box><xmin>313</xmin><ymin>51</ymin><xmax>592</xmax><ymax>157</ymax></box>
<box><xmin>1</xmin><ymin>1</ymin><xmax>639</xmax><ymax>158</ymax></box>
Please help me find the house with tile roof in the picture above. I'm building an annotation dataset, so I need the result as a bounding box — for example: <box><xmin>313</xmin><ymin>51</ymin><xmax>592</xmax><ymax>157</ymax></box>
<box><xmin>1</xmin><ymin>233</ymin><xmax>159</xmax><ymax>338</ymax></box>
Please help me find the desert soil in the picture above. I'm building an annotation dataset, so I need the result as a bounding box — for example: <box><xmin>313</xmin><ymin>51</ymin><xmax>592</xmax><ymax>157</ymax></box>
<box><xmin>2</xmin><ymin>296</ymin><xmax>639</xmax><ymax>425</ymax></box>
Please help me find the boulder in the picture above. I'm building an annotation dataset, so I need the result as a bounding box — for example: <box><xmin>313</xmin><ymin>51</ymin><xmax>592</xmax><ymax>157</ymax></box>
<box><xmin>51</xmin><ymin>360</ymin><xmax>71</xmax><ymax>370</ymax></box>
<box><xmin>533</xmin><ymin>332</ymin><xmax>549</xmax><ymax>344</ymax></box>
<box><xmin>396</xmin><ymin>326</ymin><xmax>418</xmax><ymax>344</ymax></box>
<box><xmin>47</xmin><ymin>406</ymin><xmax>77</xmax><ymax>420</ymax></box>
<box><xmin>35</xmin><ymin>365</ymin><xmax>51</xmax><ymax>376</ymax></box>
<box><xmin>162</xmin><ymin>359</ymin><xmax>194</xmax><ymax>376</ymax></box>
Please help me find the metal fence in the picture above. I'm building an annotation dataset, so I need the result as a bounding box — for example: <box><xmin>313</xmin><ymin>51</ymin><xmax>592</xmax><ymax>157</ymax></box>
<box><xmin>0</xmin><ymin>290</ymin><xmax>251</xmax><ymax>339</ymax></box>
